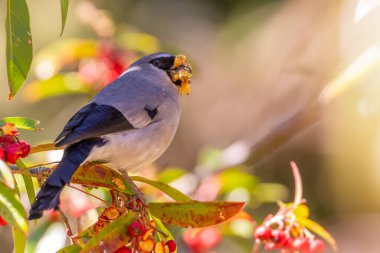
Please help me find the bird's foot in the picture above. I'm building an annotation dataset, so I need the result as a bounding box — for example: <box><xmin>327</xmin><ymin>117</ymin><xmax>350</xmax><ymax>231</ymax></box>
<box><xmin>132</xmin><ymin>186</ymin><xmax>146</xmax><ymax>207</ymax></box>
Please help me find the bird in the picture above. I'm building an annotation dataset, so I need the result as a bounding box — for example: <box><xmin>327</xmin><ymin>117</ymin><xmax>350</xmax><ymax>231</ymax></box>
<box><xmin>28</xmin><ymin>52</ymin><xmax>192</xmax><ymax>220</ymax></box>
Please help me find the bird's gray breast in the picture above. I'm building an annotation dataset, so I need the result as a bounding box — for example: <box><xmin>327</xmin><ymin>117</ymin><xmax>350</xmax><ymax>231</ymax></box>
<box><xmin>109</xmin><ymin>122</ymin><xmax>176</xmax><ymax>170</ymax></box>
<box><xmin>86</xmin><ymin>111</ymin><xmax>179</xmax><ymax>171</ymax></box>
<box><xmin>85</xmin><ymin>70</ymin><xmax>181</xmax><ymax>171</ymax></box>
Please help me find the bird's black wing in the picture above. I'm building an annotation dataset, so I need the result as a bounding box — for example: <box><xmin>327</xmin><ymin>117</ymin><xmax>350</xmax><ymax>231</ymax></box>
<box><xmin>55</xmin><ymin>103</ymin><xmax>135</xmax><ymax>147</ymax></box>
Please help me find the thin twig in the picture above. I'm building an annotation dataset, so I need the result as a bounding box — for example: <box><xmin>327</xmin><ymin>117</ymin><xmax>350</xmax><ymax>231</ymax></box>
<box><xmin>58</xmin><ymin>208</ymin><xmax>74</xmax><ymax>244</ymax></box>
<box><xmin>147</xmin><ymin>223</ymin><xmax>169</xmax><ymax>238</ymax></box>
<box><xmin>23</xmin><ymin>161</ymin><xmax>59</xmax><ymax>170</ymax></box>
<box><xmin>68</xmin><ymin>185</ymin><xmax>110</xmax><ymax>206</ymax></box>
<box><xmin>11</xmin><ymin>170</ymin><xmax>41</xmax><ymax>178</ymax></box>
<box><xmin>110</xmin><ymin>189</ymin><xmax>117</xmax><ymax>206</ymax></box>
<box><xmin>11</xmin><ymin>162</ymin><xmax>57</xmax><ymax>171</ymax></box>
<box><xmin>251</xmin><ymin>240</ymin><xmax>260</xmax><ymax>253</ymax></box>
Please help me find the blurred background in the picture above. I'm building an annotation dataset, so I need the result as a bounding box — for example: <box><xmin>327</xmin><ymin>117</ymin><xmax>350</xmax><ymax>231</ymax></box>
<box><xmin>1</xmin><ymin>0</ymin><xmax>380</xmax><ymax>252</ymax></box>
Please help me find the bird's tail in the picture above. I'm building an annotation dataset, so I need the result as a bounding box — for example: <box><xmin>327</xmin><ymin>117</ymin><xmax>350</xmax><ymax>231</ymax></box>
<box><xmin>28</xmin><ymin>138</ymin><xmax>105</xmax><ymax>220</ymax></box>
<box><xmin>28</xmin><ymin>184</ymin><xmax>62</xmax><ymax>220</ymax></box>
<box><xmin>28</xmin><ymin>156</ymin><xmax>81</xmax><ymax>220</ymax></box>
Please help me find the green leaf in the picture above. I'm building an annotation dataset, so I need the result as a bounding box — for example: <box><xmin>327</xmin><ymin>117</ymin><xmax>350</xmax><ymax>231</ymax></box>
<box><xmin>197</xmin><ymin>148</ymin><xmax>222</xmax><ymax>170</ymax></box>
<box><xmin>57</xmin><ymin>245</ymin><xmax>81</xmax><ymax>253</ymax></box>
<box><xmin>254</xmin><ymin>183</ymin><xmax>289</xmax><ymax>203</ymax></box>
<box><xmin>72</xmin><ymin>164</ymin><xmax>134</xmax><ymax>195</ymax></box>
<box><xmin>219</xmin><ymin>168</ymin><xmax>259</xmax><ymax>193</ymax></box>
<box><xmin>298</xmin><ymin>217</ymin><xmax>337</xmax><ymax>251</ymax></box>
<box><xmin>32</xmin><ymin>39</ymin><xmax>98</xmax><ymax>76</ymax></box>
<box><xmin>16</xmin><ymin>159</ymin><xmax>35</xmax><ymax>206</ymax></box>
<box><xmin>6</xmin><ymin>0</ymin><xmax>33</xmax><ymax>99</ymax></box>
<box><xmin>22</xmin><ymin>74</ymin><xmax>91</xmax><ymax>102</ymax></box>
<box><xmin>0</xmin><ymin>160</ymin><xmax>16</xmax><ymax>189</ymax></box>
<box><xmin>0</xmin><ymin>182</ymin><xmax>28</xmax><ymax>234</ymax></box>
<box><xmin>131</xmin><ymin>176</ymin><xmax>192</xmax><ymax>202</ymax></box>
<box><xmin>1</xmin><ymin>117</ymin><xmax>40</xmax><ymax>131</ymax></box>
<box><xmin>117</xmin><ymin>32</ymin><xmax>160</xmax><ymax>54</ymax></box>
<box><xmin>10</xmin><ymin>162</ymin><xmax>135</xmax><ymax>195</ymax></box>
<box><xmin>60</xmin><ymin>0</ymin><xmax>69</xmax><ymax>36</ymax></box>
<box><xmin>150</xmin><ymin>214</ymin><xmax>177</xmax><ymax>252</ymax></box>
<box><xmin>13</xmin><ymin>227</ymin><xmax>26</xmax><ymax>253</ymax></box>
<box><xmin>80</xmin><ymin>213</ymin><xmax>135</xmax><ymax>253</ymax></box>
<box><xmin>157</xmin><ymin>167</ymin><xmax>187</xmax><ymax>183</ymax></box>
<box><xmin>30</xmin><ymin>143</ymin><xmax>63</xmax><ymax>154</ymax></box>
<box><xmin>148</xmin><ymin>201</ymin><xmax>245</xmax><ymax>228</ymax></box>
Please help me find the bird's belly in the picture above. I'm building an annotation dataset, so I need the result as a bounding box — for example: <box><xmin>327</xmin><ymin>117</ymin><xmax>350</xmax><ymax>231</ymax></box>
<box><xmin>84</xmin><ymin>121</ymin><xmax>176</xmax><ymax>171</ymax></box>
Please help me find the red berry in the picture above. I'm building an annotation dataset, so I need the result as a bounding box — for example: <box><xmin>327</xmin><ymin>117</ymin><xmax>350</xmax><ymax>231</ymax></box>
<box><xmin>198</xmin><ymin>227</ymin><xmax>222</xmax><ymax>249</ymax></box>
<box><xmin>183</xmin><ymin>227</ymin><xmax>221</xmax><ymax>252</ymax></box>
<box><xmin>0</xmin><ymin>146</ymin><xmax>4</xmax><ymax>160</ymax></box>
<box><xmin>113</xmin><ymin>246</ymin><xmax>132</xmax><ymax>253</ymax></box>
<box><xmin>309</xmin><ymin>239</ymin><xmax>326</xmax><ymax>253</ymax></box>
<box><xmin>255</xmin><ymin>226</ymin><xmax>272</xmax><ymax>240</ymax></box>
<box><xmin>282</xmin><ymin>236</ymin><xmax>294</xmax><ymax>249</ymax></box>
<box><xmin>19</xmin><ymin>141</ymin><xmax>30</xmax><ymax>158</ymax></box>
<box><xmin>183</xmin><ymin>229</ymin><xmax>201</xmax><ymax>249</ymax></box>
<box><xmin>166</xmin><ymin>240</ymin><xmax>177</xmax><ymax>252</ymax></box>
<box><xmin>271</xmin><ymin>229</ymin><xmax>286</xmax><ymax>245</ymax></box>
<box><xmin>128</xmin><ymin>221</ymin><xmax>144</xmax><ymax>237</ymax></box>
<box><xmin>46</xmin><ymin>210</ymin><xmax>60</xmax><ymax>222</ymax></box>
<box><xmin>292</xmin><ymin>237</ymin><xmax>310</xmax><ymax>252</ymax></box>
<box><xmin>0</xmin><ymin>135</ymin><xmax>14</xmax><ymax>144</ymax></box>
<box><xmin>4</xmin><ymin>143</ymin><xmax>22</xmax><ymax>164</ymax></box>
<box><xmin>0</xmin><ymin>216</ymin><xmax>7</xmax><ymax>226</ymax></box>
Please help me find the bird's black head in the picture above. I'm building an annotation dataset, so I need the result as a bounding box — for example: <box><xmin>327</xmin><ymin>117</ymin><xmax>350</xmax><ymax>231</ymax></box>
<box><xmin>133</xmin><ymin>53</ymin><xmax>192</xmax><ymax>95</ymax></box>
<box><xmin>149</xmin><ymin>53</ymin><xmax>176</xmax><ymax>71</ymax></box>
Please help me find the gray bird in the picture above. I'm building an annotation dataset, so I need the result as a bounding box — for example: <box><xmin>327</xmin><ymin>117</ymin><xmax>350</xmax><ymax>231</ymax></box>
<box><xmin>29</xmin><ymin>52</ymin><xmax>192</xmax><ymax>219</ymax></box>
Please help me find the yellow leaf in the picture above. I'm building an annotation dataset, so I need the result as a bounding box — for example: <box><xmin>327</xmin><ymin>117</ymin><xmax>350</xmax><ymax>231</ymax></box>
<box><xmin>294</xmin><ymin>204</ymin><xmax>309</xmax><ymax>218</ymax></box>
<box><xmin>298</xmin><ymin>217</ymin><xmax>337</xmax><ymax>251</ymax></box>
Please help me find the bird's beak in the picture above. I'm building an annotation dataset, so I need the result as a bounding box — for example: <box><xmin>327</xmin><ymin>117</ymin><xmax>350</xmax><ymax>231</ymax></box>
<box><xmin>168</xmin><ymin>54</ymin><xmax>192</xmax><ymax>96</ymax></box>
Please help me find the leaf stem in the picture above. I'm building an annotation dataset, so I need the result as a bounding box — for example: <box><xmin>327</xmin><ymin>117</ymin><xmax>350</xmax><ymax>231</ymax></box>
<box><xmin>290</xmin><ymin>161</ymin><xmax>303</xmax><ymax>206</ymax></box>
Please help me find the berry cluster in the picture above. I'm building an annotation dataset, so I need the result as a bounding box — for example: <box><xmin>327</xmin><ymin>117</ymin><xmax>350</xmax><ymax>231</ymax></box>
<box><xmin>255</xmin><ymin>225</ymin><xmax>325</xmax><ymax>253</ymax></box>
<box><xmin>92</xmin><ymin>207</ymin><xmax>177</xmax><ymax>253</ymax></box>
<box><xmin>78</xmin><ymin>42</ymin><xmax>131</xmax><ymax>89</ymax></box>
<box><xmin>126</xmin><ymin>221</ymin><xmax>176</xmax><ymax>253</ymax></box>
<box><xmin>254</xmin><ymin>208</ymin><xmax>326</xmax><ymax>253</ymax></box>
<box><xmin>0</xmin><ymin>123</ymin><xmax>30</xmax><ymax>164</ymax></box>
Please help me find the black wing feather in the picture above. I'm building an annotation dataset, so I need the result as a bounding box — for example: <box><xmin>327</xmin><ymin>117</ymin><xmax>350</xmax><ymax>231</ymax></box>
<box><xmin>55</xmin><ymin>103</ymin><xmax>135</xmax><ymax>147</ymax></box>
<box><xmin>55</xmin><ymin>103</ymin><xmax>97</xmax><ymax>143</ymax></box>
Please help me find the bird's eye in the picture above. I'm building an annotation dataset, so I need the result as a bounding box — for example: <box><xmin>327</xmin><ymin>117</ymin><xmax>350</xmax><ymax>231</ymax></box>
<box><xmin>149</xmin><ymin>57</ymin><xmax>175</xmax><ymax>71</ymax></box>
